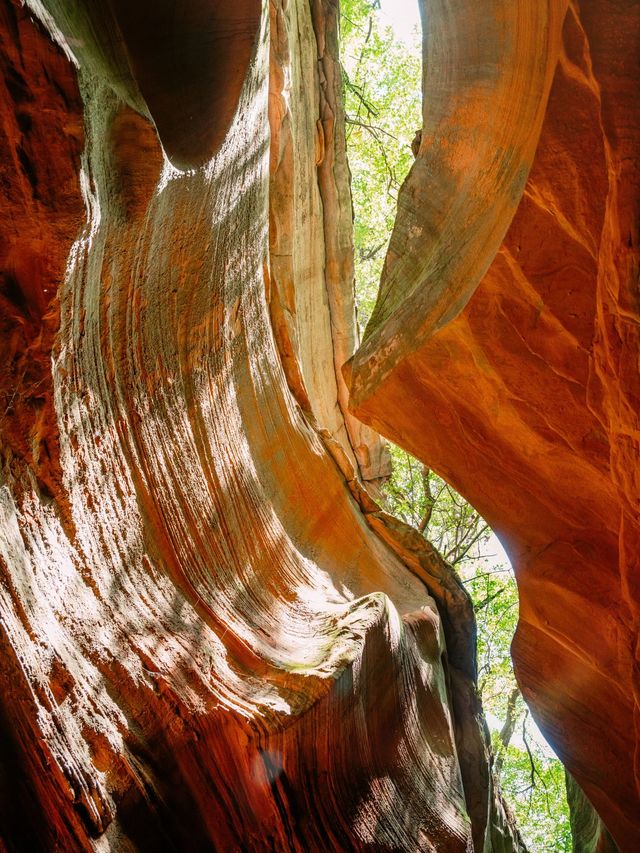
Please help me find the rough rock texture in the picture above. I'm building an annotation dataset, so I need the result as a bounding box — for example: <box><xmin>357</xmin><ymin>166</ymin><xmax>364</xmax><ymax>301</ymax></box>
<box><xmin>267</xmin><ymin>0</ymin><xmax>390</xmax><ymax>483</ymax></box>
<box><xmin>0</xmin><ymin>1</ymin><xmax>523</xmax><ymax>851</ymax></box>
<box><xmin>0</xmin><ymin>0</ymin><xmax>84</xmax><ymax>506</ymax></box>
<box><xmin>349</xmin><ymin>0</ymin><xmax>639</xmax><ymax>849</ymax></box>
<box><xmin>566</xmin><ymin>774</ymin><xmax>619</xmax><ymax>853</ymax></box>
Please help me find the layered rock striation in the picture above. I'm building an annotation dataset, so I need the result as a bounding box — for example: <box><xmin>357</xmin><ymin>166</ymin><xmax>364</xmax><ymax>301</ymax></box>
<box><xmin>3</xmin><ymin>0</ymin><xmax>637</xmax><ymax>848</ymax></box>
<box><xmin>0</xmin><ymin>0</ymin><xmax>525</xmax><ymax>850</ymax></box>
<box><xmin>349</xmin><ymin>1</ymin><xmax>639</xmax><ymax>848</ymax></box>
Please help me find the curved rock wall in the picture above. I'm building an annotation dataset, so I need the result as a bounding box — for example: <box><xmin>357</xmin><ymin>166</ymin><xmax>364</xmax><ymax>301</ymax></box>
<box><xmin>566</xmin><ymin>774</ymin><xmax>619</xmax><ymax>853</ymax></box>
<box><xmin>351</xmin><ymin>0</ymin><xmax>569</xmax><ymax>383</ymax></box>
<box><xmin>0</xmin><ymin>0</ymin><xmax>521</xmax><ymax>850</ymax></box>
<box><xmin>349</xmin><ymin>1</ymin><xmax>639</xmax><ymax>848</ymax></box>
<box><xmin>268</xmin><ymin>0</ymin><xmax>390</xmax><ymax>483</ymax></box>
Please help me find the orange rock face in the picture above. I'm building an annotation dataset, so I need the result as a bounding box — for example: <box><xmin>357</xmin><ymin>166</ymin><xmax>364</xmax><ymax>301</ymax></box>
<box><xmin>3</xmin><ymin>0</ymin><xmax>636</xmax><ymax>848</ymax></box>
<box><xmin>350</xmin><ymin>1</ymin><xmax>640</xmax><ymax>847</ymax></box>
<box><xmin>0</xmin><ymin>1</ymin><xmax>524</xmax><ymax>850</ymax></box>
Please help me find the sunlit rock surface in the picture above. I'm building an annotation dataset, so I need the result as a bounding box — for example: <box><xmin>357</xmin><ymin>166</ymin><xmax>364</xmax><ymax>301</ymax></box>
<box><xmin>349</xmin><ymin>1</ymin><xmax>639</xmax><ymax>848</ymax></box>
<box><xmin>0</xmin><ymin>0</ymin><xmax>525</xmax><ymax>850</ymax></box>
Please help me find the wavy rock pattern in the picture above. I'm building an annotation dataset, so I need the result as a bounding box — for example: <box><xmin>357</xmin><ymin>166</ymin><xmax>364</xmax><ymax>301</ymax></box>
<box><xmin>352</xmin><ymin>0</ymin><xmax>569</xmax><ymax>382</ymax></box>
<box><xmin>0</xmin><ymin>0</ymin><xmax>525</xmax><ymax>850</ymax></box>
<box><xmin>349</xmin><ymin>0</ymin><xmax>639</xmax><ymax>848</ymax></box>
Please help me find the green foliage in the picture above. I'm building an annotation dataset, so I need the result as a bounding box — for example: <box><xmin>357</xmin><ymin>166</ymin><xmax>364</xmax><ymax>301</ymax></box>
<box><xmin>384</xmin><ymin>445</ymin><xmax>491</xmax><ymax>564</ymax></box>
<box><xmin>339</xmin><ymin>4</ymin><xmax>572</xmax><ymax>849</ymax></box>
<box><xmin>384</xmin><ymin>449</ymin><xmax>573</xmax><ymax>851</ymax></box>
<box><xmin>497</xmin><ymin>735</ymin><xmax>573</xmax><ymax>852</ymax></box>
<box><xmin>470</xmin><ymin>566</ymin><xmax>520</xmax><ymax>703</ymax></box>
<box><xmin>340</xmin><ymin>0</ymin><xmax>421</xmax><ymax>328</ymax></box>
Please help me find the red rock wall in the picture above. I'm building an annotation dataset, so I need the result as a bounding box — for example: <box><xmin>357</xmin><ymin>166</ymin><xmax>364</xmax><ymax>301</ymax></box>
<box><xmin>0</xmin><ymin>0</ymin><xmax>84</xmax><ymax>506</ymax></box>
<box><xmin>349</xmin><ymin>1</ymin><xmax>639</xmax><ymax>847</ymax></box>
<box><xmin>0</xmin><ymin>1</ymin><xmax>521</xmax><ymax>850</ymax></box>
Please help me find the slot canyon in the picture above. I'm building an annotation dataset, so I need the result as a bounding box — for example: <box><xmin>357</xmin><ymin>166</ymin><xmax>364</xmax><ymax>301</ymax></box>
<box><xmin>0</xmin><ymin>0</ymin><xmax>637</xmax><ymax>850</ymax></box>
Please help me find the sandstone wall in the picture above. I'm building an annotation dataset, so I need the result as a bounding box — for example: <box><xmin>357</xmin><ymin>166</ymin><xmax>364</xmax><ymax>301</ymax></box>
<box><xmin>349</xmin><ymin>1</ymin><xmax>639</xmax><ymax>847</ymax></box>
<box><xmin>0</xmin><ymin>1</ymin><xmax>521</xmax><ymax>849</ymax></box>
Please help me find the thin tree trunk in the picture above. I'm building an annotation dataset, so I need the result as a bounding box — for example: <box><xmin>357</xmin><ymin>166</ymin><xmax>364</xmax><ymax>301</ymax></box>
<box><xmin>495</xmin><ymin>687</ymin><xmax>521</xmax><ymax>775</ymax></box>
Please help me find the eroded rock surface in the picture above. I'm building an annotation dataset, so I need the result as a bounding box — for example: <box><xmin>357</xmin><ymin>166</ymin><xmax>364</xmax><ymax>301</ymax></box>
<box><xmin>566</xmin><ymin>774</ymin><xmax>619</xmax><ymax>853</ymax></box>
<box><xmin>0</xmin><ymin>0</ymin><xmax>523</xmax><ymax>850</ymax></box>
<box><xmin>349</xmin><ymin>1</ymin><xmax>639</xmax><ymax>848</ymax></box>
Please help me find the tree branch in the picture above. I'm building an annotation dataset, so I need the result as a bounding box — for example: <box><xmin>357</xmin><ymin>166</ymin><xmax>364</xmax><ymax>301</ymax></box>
<box><xmin>446</xmin><ymin>522</ymin><xmax>490</xmax><ymax>564</ymax></box>
<box><xmin>495</xmin><ymin>687</ymin><xmax>521</xmax><ymax>775</ymax></box>
<box><xmin>418</xmin><ymin>466</ymin><xmax>434</xmax><ymax>533</ymax></box>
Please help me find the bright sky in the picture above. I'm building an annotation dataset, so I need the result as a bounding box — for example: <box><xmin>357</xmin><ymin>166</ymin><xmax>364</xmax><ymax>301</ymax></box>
<box><xmin>379</xmin><ymin>0</ymin><xmax>422</xmax><ymax>43</ymax></box>
<box><xmin>487</xmin><ymin>531</ymin><xmax>511</xmax><ymax>568</ymax></box>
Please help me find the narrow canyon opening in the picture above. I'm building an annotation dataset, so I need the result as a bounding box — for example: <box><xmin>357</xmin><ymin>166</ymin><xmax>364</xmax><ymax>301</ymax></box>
<box><xmin>340</xmin><ymin>3</ymin><xmax>571</xmax><ymax>848</ymax></box>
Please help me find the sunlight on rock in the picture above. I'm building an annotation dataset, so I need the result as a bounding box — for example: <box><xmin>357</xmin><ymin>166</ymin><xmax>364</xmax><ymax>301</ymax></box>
<box><xmin>0</xmin><ymin>0</ymin><xmax>635</xmax><ymax>850</ymax></box>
